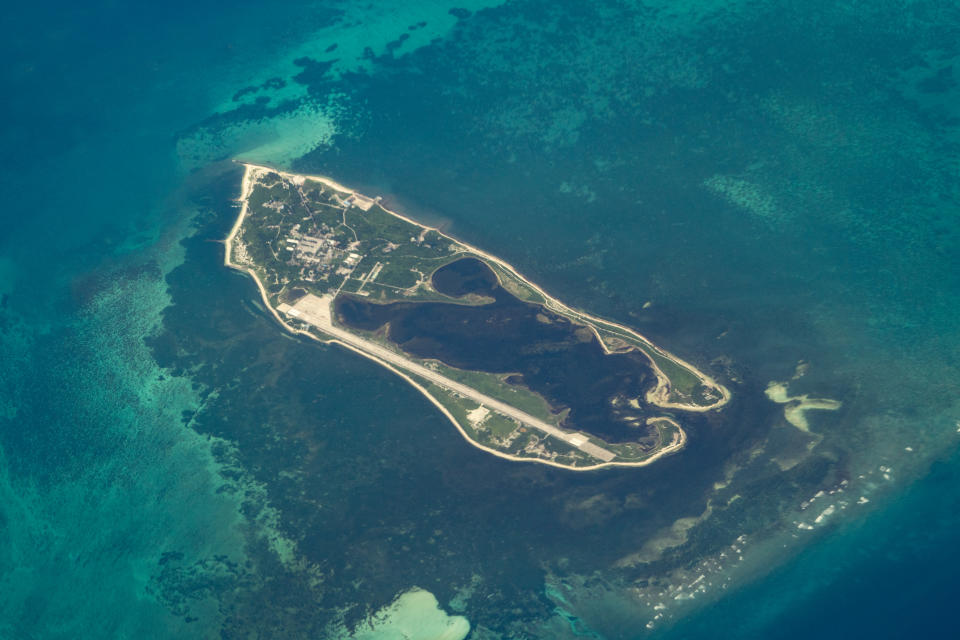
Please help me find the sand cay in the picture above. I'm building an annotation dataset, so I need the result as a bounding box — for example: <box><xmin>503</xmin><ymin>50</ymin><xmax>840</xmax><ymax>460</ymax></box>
<box><xmin>765</xmin><ymin>381</ymin><xmax>842</xmax><ymax>433</ymax></box>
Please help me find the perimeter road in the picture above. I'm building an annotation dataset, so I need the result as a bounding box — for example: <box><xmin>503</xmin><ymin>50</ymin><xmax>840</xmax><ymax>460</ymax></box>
<box><xmin>278</xmin><ymin>293</ymin><xmax>617</xmax><ymax>462</ymax></box>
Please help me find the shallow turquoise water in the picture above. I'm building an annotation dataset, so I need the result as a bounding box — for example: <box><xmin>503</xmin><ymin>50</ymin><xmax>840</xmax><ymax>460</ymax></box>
<box><xmin>2</xmin><ymin>1</ymin><xmax>959</xmax><ymax>638</ymax></box>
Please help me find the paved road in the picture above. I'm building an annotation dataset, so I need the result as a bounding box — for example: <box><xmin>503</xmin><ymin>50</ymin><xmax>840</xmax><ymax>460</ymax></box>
<box><xmin>279</xmin><ymin>294</ymin><xmax>616</xmax><ymax>462</ymax></box>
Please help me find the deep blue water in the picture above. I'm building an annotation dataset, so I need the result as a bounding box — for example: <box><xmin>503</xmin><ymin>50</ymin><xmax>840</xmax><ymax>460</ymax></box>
<box><xmin>666</xmin><ymin>449</ymin><xmax>960</xmax><ymax>640</ymax></box>
<box><xmin>2</xmin><ymin>1</ymin><xmax>958</xmax><ymax>638</ymax></box>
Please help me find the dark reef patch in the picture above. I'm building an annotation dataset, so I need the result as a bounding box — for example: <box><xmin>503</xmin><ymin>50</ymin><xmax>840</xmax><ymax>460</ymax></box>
<box><xmin>335</xmin><ymin>257</ymin><xmax>659</xmax><ymax>443</ymax></box>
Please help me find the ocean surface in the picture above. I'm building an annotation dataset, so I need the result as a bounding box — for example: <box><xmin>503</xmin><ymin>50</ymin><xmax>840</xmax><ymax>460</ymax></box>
<box><xmin>1</xmin><ymin>1</ymin><xmax>958</xmax><ymax>638</ymax></box>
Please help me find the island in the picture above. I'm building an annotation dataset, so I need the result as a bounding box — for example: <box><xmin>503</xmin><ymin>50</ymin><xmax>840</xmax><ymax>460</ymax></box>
<box><xmin>225</xmin><ymin>163</ymin><xmax>730</xmax><ymax>470</ymax></box>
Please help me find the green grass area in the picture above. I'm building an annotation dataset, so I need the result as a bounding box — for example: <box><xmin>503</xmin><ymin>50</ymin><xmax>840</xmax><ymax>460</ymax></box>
<box><xmin>349</xmin><ymin>204</ymin><xmax>420</xmax><ymax>242</ymax></box>
<box><xmin>337</xmin><ymin>205</ymin><xmax>464</xmax><ymax>292</ymax></box>
<box><xmin>484</xmin><ymin>413</ymin><xmax>520</xmax><ymax>439</ymax></box>
<box><xmin>423</xmin><ymin>384</ymin><xmax>479</xmax><ymax>438</ymax></box>
<box><xmin>350</xmin><ymin>282</ymin><xmax>403</xmax><ymax>302</ymax></box>
<box><xmin>503</xmin><ymin>429</ymin><xmax>535</xmax><ymax>455</ymax></box>
<box><xmin>599</xmin><ymin>417</ymin><xmax>684</xmax><ymax>463</ymax></box>
<box><xmin>353</xmin><ymin>281</ymin><xmax>484</xmax><ymax>305</ymax></box>
<box><xmin>647</xmin><ymin>350</ymin><xmax>704</xmax><ymax>398</ymax></box>
<box><xmin>247</xmin><ymin>180</ymin><xmax>288</xmax><ymax>210</ymax></box>
<box><xmin>484</xmin><ymin>260</ymin><xmax>546</xmax><ymax>304</ymax></box>
<box><xmin>373</xmin><ymin>258</ymin><xmax>420</xmax><ymax>289</ymax></box>
<box><xmin>416</xmin><ymin>381</ymin><xmax>597</xmax><ymax>466</ymax></box>
<box><xmin>302</xmin><ymin>181</ymin><xmax>349</xmax><ymax>205</ymax></box>
<box><xmin>339</xmin><ymin>276</ymin><xmax>364</xmax><ymax>294</ymax></box>
<box><xmin>425</xmin><ymin>386</ymin><xmax>499</xmax><ymax>440</ymax></box>
<box><xmin>598</xmin><ymin>435</ymin><xmax>657</xmax><ymax>462</ymax></box>
<box><xmin>593</xmin><ymin>323</ymin><xmax>711</xmax><ymax>403</ymax></box>
<box><xmin>419</xmin><ymin>383</ymin><xmax>518</xmax><ymax>450</ymax></box>
<box><xmin>427</xmin><ymin>361</ymin><xmax>559</xmax><ymax>424</ymax></box>
<box><xmin>301</xmin><ymin>188</ymin><xmax>346</xmax><ymax>228</ymax></box>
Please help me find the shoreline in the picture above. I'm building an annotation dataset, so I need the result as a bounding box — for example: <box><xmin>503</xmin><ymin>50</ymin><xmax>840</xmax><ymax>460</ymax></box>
<box><xmin>224</xmin><ymin>162</ymin><xmax>715</xmax><ymax>471</ymax></box>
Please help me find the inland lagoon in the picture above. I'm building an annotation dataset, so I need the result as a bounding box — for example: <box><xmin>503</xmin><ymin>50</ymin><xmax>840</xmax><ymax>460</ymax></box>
<box><xmin>335</xmin><ymin>257</ymin><xmax>666</xmax><ymax>444</ymax></box>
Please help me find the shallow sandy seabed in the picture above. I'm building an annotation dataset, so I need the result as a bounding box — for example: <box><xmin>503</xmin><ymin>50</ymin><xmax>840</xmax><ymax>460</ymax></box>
<box><xmin>765</xmin><ymin>381</ymin><xmax>841</xmax><ymax>433</ymax></box>
<box><xmin>334</xmin><ymin>588</ymin><xmax>470</xmax><ymax>640</ymax></box>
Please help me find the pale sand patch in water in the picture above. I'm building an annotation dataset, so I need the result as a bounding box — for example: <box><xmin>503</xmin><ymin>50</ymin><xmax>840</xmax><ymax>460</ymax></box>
<box><xmin>703</xmin><ymin>174</ymin><xmax>782</xmax><ymax>223</ymax></box>
<box><xmin>177</xmin><ymin>102</ymin><xmax>339</xmax><ymax>170</ymax></box>
<box><xmin>340</xmin><ymin>588</ymin><xmax>470</xmax><ymax>640</ymax></box>
<box><xmin>765</xmin><ymin>381</ymin><xmax>842</xmax><ymax>433</ymax></box>
<box><xmin>614</xmin><ymin>504</ymin><xmax>713</xmax><ymax>568</ymax></box>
